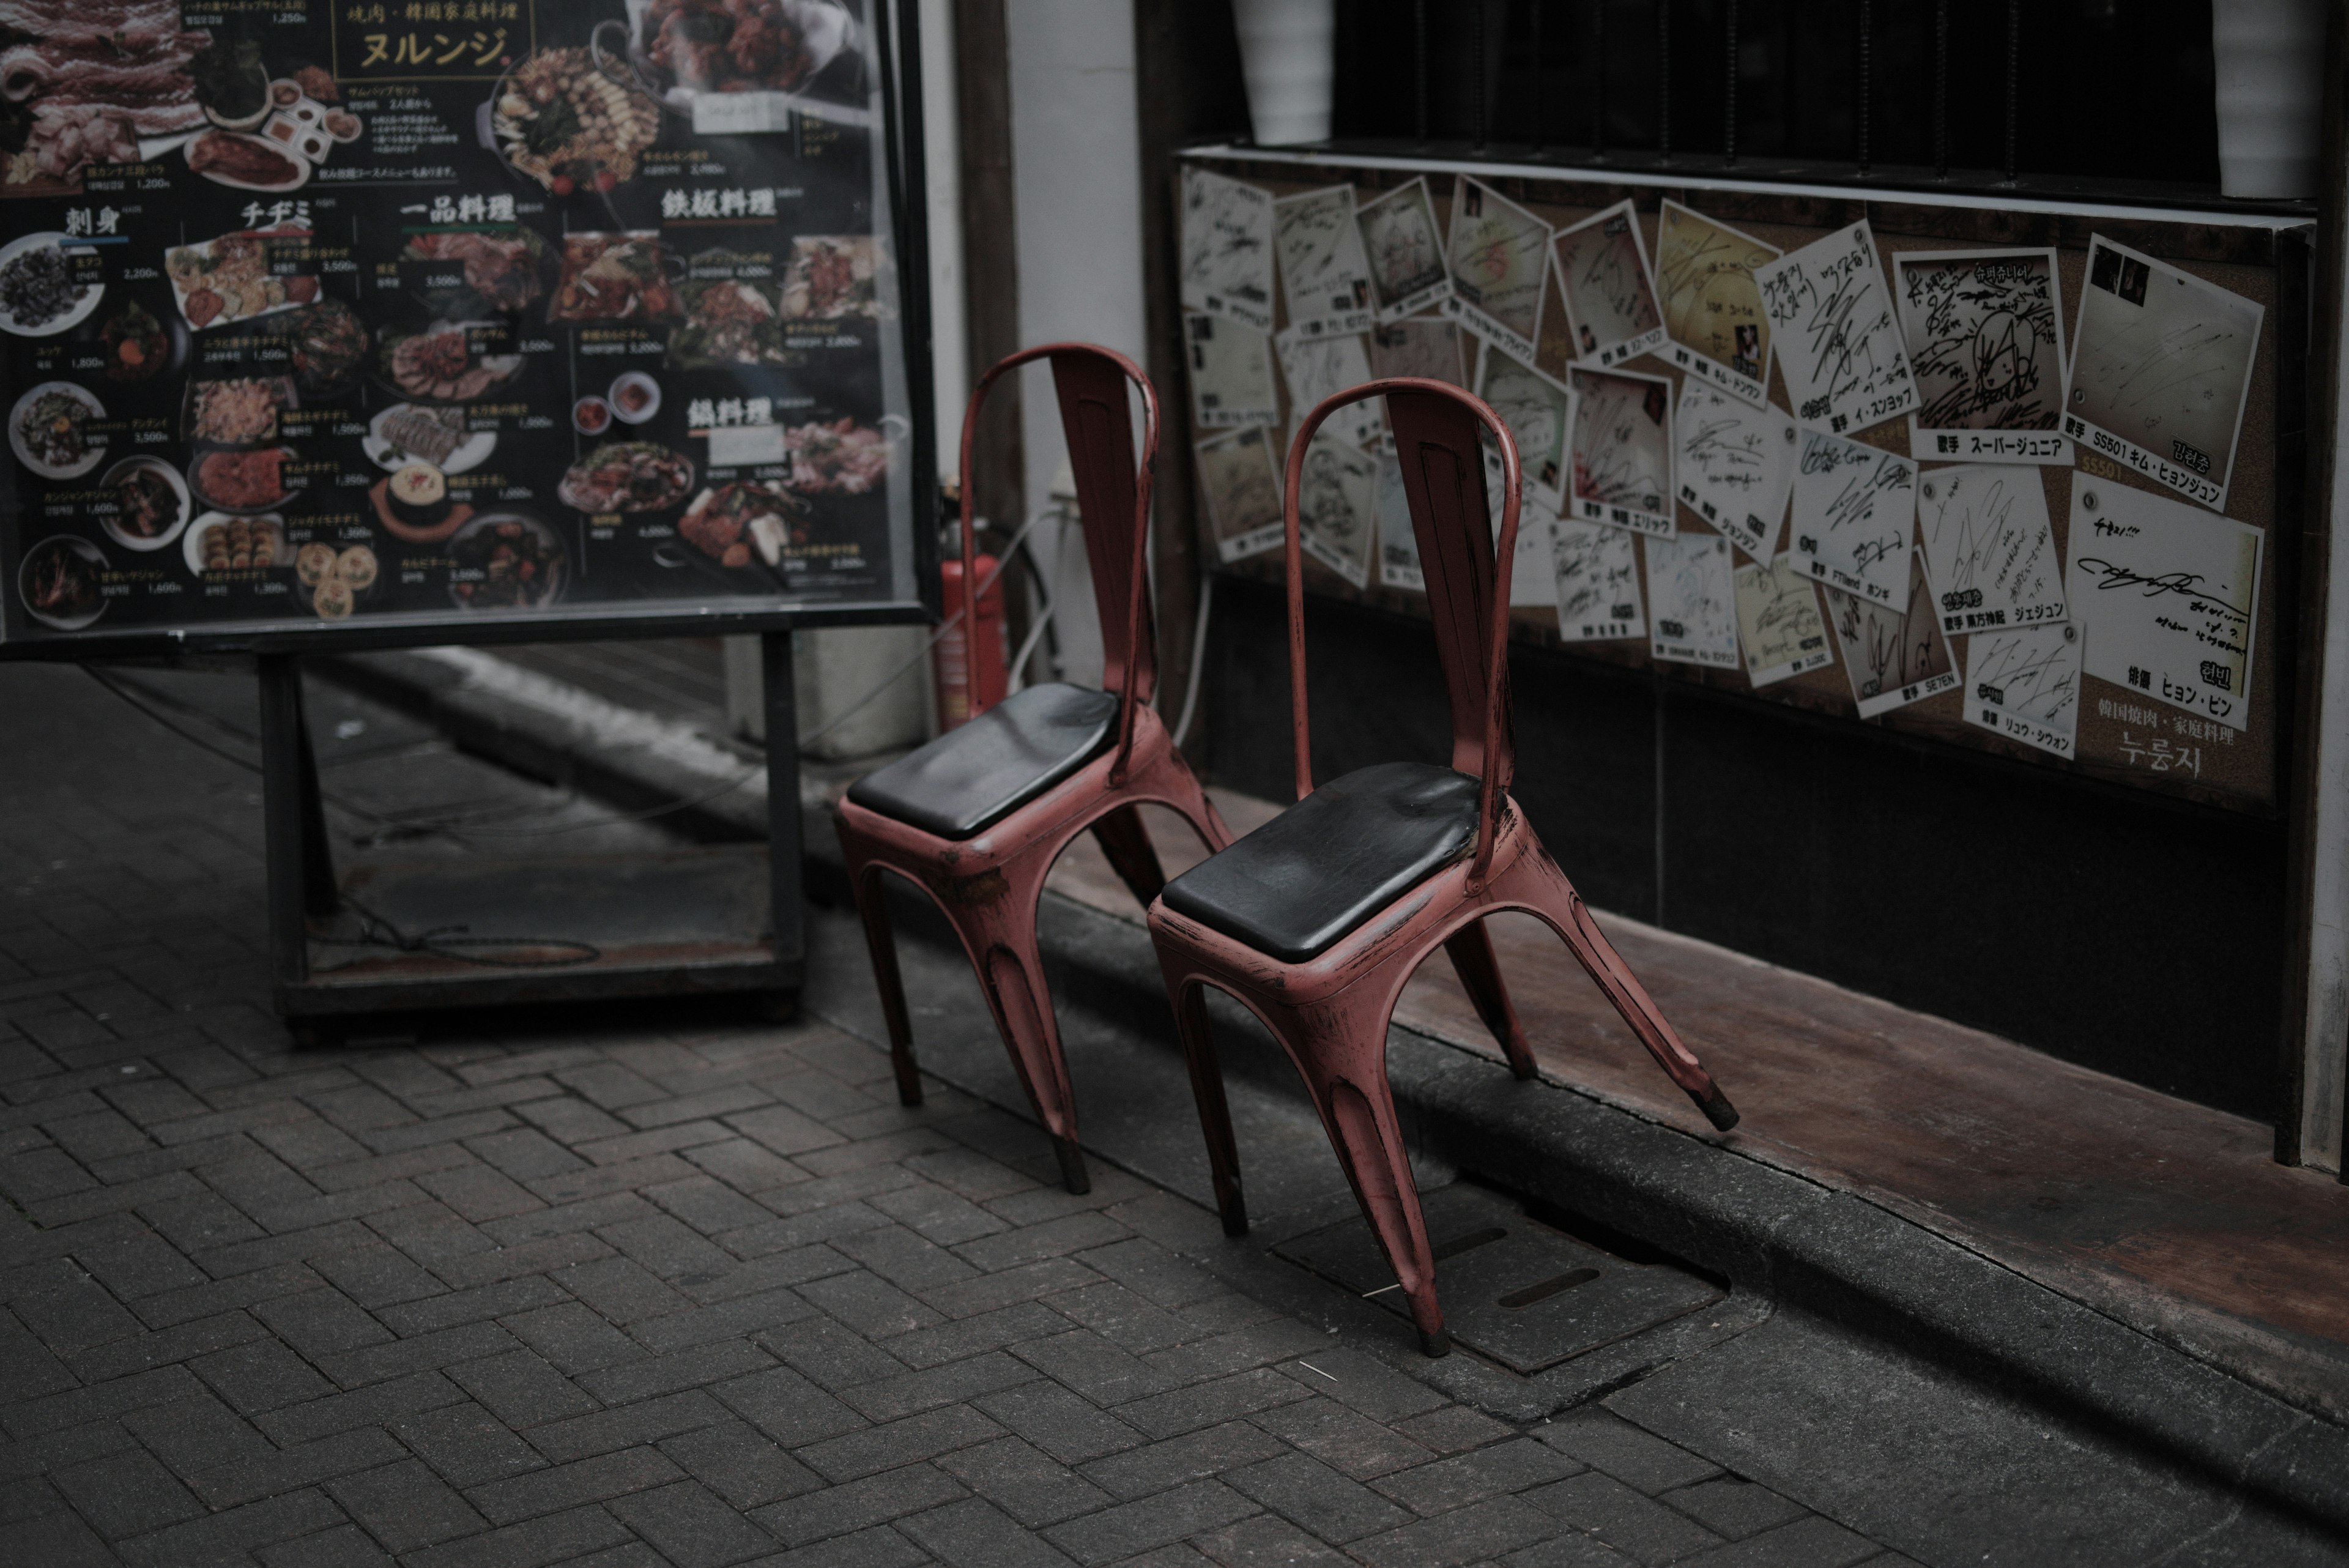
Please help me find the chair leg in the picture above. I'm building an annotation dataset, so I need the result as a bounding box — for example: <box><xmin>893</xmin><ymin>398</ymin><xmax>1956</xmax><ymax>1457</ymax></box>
<box><xmin>963</xmin><ymin>894</ymin><xmax>1091</xmax><ymax>1194</ymax></box>
<box><xmin>1442</xmin><ymin>920</ymin><xmax>1537</xmax><ymax>1080</ymax></box>
<box><xmin>846</xmin><ymin>861</ymin><xmax>923</xmax><ymax>1108</ymax></box>
<box><xmin>1529</xmin><ymin>875</ymin><xmax>1739</xmax><ymax>1132</ymax></box>
<box><xmin>1168</xmin><ymin>979</ymin><xmax>1246</xmax><ymax>1236</ymax></box>
<box><xmin>1281</xmin><ymin>1019</ymin><xmax>1449</xmax><ymax>1358</ymax></box>
<box><xmin>1090</xmin><ymin>804</ymin><xmax>1168</xmax><ymax>908</ymax></box>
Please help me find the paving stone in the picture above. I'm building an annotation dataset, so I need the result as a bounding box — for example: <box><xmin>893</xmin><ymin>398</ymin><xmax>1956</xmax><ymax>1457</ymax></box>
<box><xmin>1014</xmin><ymin>1327</ymin><xmax>1181</xmax><ymax>1406</ymax></box>
<box><xmin>1249</xmin><ymin>1397</ymin><xmax>1439</xmax><ymax>1482</ymax></box>
<box><xmin>711</xmin><ymin>1364</ymin><xmax>869</xmax><ymax>1447</ymax></box>
<box><xmin>1228</xmin><ymin>1449</ymin><xmax>1413</xmax><ymax>1542</ymax></box>
<box><xmin>447</xmin><ymin>1350</ymin><xmax>600</xmax><ymax>1429</ymax></box>
<box><xmin>1372</xmin><ymin>1437</ymin><xmax>1581</xmax><ymax>1516</ymax></box>
<box><xmin>466</xmin><ymin>1444</ymin><xmax>685</xmax><ymax>1525</ymax></box>
<box><xmin>607</xmin><ymin>1477</ymin><xmax>779</xmax><ymax>1567</ymax></box>
<box><xmin>398</xmin><ymin>1502</ymin><xmax>633</xmax><ymax>1568</ymax></box>
<box><xmin>838</xmin><ymin>1347</ymin><xmax>1040</xmax><ymax>1422</ymax></box>
<box><xmin>899</xmin><ymin>1495</ymin><xmax>1082</xmax><ymax>1567</ymax></box>
<box><xmin>1675</xmin><ymin>1515</ymin><xmax>1880</xmax><ymax>1567</ymax></box>
<box><xmin>1348</xmin><ymin>1494</ymin><xmax>1561</xmax><ymax>1568</ymax></box>
<box><xmin>256</xmin><ymin>1522</ymin><xmax>398</xmax><ymax>1567</ymax></box>
<box><xmin>881</xmin><ymin>1300</ymin><xmax>1071</xmax><ymax>1370</ymax></box>
<box><xmin>1538</xmin><ymin>1413</ymin><xmax>1723</xmax><ymax>1496</ymax></box>
<box><xmin>325</xmin><ymin>1458</ymin><xmax>489</xmax><ymax>1551</ymax></box>
<box><xmin>752</xmin><ymin>1459</ymin><xmax>967</xmax><ymax>1546</ymax></box>
<box><xmin>1041</xmin><ymin>1477</ymin><xmax>1257</xmax><ymax>1566</ymax></box>
<box><xmin>505</xmin><ymin>1301</ymin><xmax>657</xmax><ymax>1375</ymax></box>
<box><xmin>973</xmin><ymin>1381</ymin><xmax>1148</xmax><ymax>1467</ymax></box>
<box><xmin>753</xmin><ymin>1522</ymin><xmax>931</xmax><ymax>1568</ymax></box>
<box><xmin>960</xmin><ymin>1213</ymin><xmax>1132</xmax><ymax>1273</ymax></box>
<box><xmin>190</xmin><ymin>1336</ymin><xmax>335</xmax><ymax>1413</ymax></box>
<box><xmin>1116</xmin><ymin>1368</ymin><xmax>1313</xmax><ymax>1440</ymax></box>
<box><xmin>1193</xmin><ymin>1511</ymin><xmax>1357</xmax><ymax>1566</ymax></box>
<box><xmin>393</xmin><ymin>1401</ymin><xmax>551</xmax><ymax>1487</ymax></box>
<box><xmin>113</xmin><ymin>1486</ymin><xmax>346</xmax><ymax>1568</ymax></box>
<box><xmin>798</xmin><ymin>1266</ymin><xmax>948</xmax><ymax>1337</ymax></box>
<box><xmin>657</xmin><ymin>1419</ymin><xmax>822</xmax><ymax>1509</ymax></box>
<box><xmin>549</xmin><ymin>1255</ymin><xmax>692</xmax><ymax>1323</ymax></box>
<box><xmin>529</xmin><ymin>1389</ymin><xmax>732</xmax><ymax>1463</ymax></box>
<box><xmin>49</xmin><ymin>1441</ymin><xmax>207</xmax><ymax>1537</ymax></box>
<box><xmin>190</xmin><ymin>1425</ymin><xmax>410</xmax><ymax>1508</ymax></box>
<box><xmin>937</xmin><ymin>1435</ymin><xmax>1115</xmax><ymax>1527</ymax></box>
<box><xmin>258</xmin><ymin>1370</ymin><xmax>469</xmax><ymax>1446</ymax></box>
<box><xmin>1527</xmin><ymin>1473</ymin><xmax>1726</xmax><ymax>1566</ymax></box>
<box><xmin>1498</xmin><ymin>1534</ymin><xmax>1646</xmax><ymax>1567</ymax></box>
<box><xmin>800</xmin><ymin>1403</ymin><xmax>1007</xmax><ymax>1482</ymax></box>
<box><xmin>1660</xmin><ymin>1477</ymin><xmax>1811</xmax><ymax>1542</ymax></box>
<box><xmin>1080</xmin><ymin>1421</ymin><xmax>1290</xmax><ymax>1502</ymax></box>
<box><xmin>1393</xmin><ymin>1405</ymin><xmax>1515</xmax><ymax>1455</ymax></box>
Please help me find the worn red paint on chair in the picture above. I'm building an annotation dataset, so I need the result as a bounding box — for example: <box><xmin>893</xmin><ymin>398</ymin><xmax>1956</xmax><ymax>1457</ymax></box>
<box><xmin>1146</xmin><ymin>376</ymin><xmax>1738</xmax><ymax>1358</ymax></box>
<box><xmin>833</xmin><ymin>343</ymin><xmax>1231</xmax><ymax>1194</ymax></box>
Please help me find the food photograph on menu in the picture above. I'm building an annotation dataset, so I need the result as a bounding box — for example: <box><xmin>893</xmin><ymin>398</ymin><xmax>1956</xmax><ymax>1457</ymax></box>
<box><xmin>0</xmin><ymin>0</ymin><xmax>915</xmax><ymax>644</ymax></box>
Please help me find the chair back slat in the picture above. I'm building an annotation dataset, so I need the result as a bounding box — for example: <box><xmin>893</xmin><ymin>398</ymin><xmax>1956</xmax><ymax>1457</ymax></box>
<box><xmin>1285</xmin><ymin>376</ymin><xmax>1521</xmax><ymax>886</ymax></box>
<box><xmin>1050</xmin><ymin>352</ymin><xmax>1156</xmax><ymax>707</ymax></box>
<box><xmin>1386</xmin><ymin>388</ymin><xmax>1511</xmax><ymax>787</ymax></box>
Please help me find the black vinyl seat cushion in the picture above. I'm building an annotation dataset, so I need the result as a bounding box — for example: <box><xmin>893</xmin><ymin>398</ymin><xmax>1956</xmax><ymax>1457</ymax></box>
<box><xmin>1160</xmin><ymin>761</ymin><xmax>1482</xmax><ymax>963</ymax></box>
<box><xmin>847</xmin><ymin>682</ymin><xmax>1121</xmax><ymax>841</ymax></box>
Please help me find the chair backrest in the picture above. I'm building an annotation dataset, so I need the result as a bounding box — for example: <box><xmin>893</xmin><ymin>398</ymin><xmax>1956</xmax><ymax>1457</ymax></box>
<box><xmin>1284</xmin><ymin>379</ymin><xmax>1521</xmax><ymax>887</ymax></box>
<box><xmin>955</xmin><ymin>343</ymin><xmax>1159</xmax><ymax>780</ymax></box>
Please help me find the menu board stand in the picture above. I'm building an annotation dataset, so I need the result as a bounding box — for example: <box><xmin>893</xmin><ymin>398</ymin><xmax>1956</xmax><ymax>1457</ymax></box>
<box><xmin>259</xmin><ymin>631</ymin><xmax>807</xmax><ymax>1042</ymax></box>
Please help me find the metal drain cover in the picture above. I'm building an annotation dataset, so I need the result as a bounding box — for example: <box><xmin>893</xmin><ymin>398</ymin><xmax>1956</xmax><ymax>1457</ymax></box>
<box><xmin>1274</xmin><ymin>1183</ymin><xmax>1723</xmax><ymax>1373</ymax></box>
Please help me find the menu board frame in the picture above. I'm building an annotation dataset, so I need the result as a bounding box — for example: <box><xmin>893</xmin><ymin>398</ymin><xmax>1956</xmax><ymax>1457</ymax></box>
<box><xmin>0</xmin><ymin>0</ymin><xmax>939</xmax><ymax>664</ymax></box>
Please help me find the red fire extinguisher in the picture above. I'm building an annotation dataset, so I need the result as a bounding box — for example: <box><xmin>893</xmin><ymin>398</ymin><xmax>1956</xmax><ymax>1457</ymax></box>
<box><xmin>935</xmin><ymin>552</ymin><xmax>1008</xmax><ymax>730</ymax></box>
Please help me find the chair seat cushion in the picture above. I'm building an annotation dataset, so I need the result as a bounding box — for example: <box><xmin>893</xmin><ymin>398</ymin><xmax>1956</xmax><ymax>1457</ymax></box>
<box><xmin>847</xmin><ymin>683</ymin><xmax>1121</xmax><ymax>841</ymax></box>
<box><xmin>1160</xmin><ymin>761</ymin><xmax>1481</xmax><ymax>963</ymax></box>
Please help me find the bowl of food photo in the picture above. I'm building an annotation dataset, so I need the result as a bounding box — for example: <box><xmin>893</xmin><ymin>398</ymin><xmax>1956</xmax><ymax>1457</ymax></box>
<box><xmin>18</xmin><ymin>535</ymin><xmax>108</xmax><ymax>630</ymax></box>
<box><xmin>10</xmin><ymin>381</ymin><xmax>107</xmax><ymax>479</ymax></box>
<box><xmin>98</xmin><ymin>457</ymin><xmax>192</xmax><ymax>551</ymax></box>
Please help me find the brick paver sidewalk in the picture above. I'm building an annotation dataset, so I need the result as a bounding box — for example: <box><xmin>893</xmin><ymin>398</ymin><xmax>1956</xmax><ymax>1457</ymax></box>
<box><xmin>0</xmin><ymin>663</ymin><xmax>1906</xmax><ymax>1567</ymax></box>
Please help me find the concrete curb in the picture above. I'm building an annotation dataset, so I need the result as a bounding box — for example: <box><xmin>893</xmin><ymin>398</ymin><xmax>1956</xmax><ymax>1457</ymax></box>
<box><xmin>310</xmin><ymin>648</ymin><xmax>2349</xmax><ymax>1537</ymax></box>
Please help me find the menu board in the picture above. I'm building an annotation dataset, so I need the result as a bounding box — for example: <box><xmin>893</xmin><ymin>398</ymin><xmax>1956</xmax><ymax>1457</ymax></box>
<box><xmin>0</xmin><ymin>0</ymin><xmax>922</xmax><ymax>650</ymax></box>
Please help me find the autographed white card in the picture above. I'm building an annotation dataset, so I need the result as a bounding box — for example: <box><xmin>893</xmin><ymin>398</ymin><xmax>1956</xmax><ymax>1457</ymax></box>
<box><xmin>1914</xmin><ymin>464</ymin><xmax>2066</xmax><ymax>635</ymax></box>
<box><xmin>1735</xmin><ymin>555</ymin><xmax>1832</xmax><ymax>687</ymax></box>
<box><xmin>2066</xmin><ymin>478</ymin><xmax>2263</xmax><ymax>731</ymax></box>
<box><xmin>1294</xmin><ymin>431</ymin><xmax>1378</xmax><ymax>589</ymax></box>
<box><xmin>1441</xmin><ymin>176</ymin><xmax>1550</xmax><ymax>363</ymax></box>
<box><xmin>1275</xmin><ymin>327</ymin><xmax>1381</xmax><ymax>448</ymax></box>
<box><xmin>1356</xmin><ymin>177</ymin><xmax>1453</xmax><ymax>322</ymax></box>
<box><xmin>1753</xmin><ymin>220</ymin><xmax>1917</xmax><ymax>436</ymax></box>
<box><xmin>1367</xmin><ymin>317</ymin><xmax>1468</xmax><ymax>388</ymax></box>
<box><xmin>1790</xmin><ymin>431</ymin><xmax>1915</xmax><ymax>605</ymax></box>
<box><xmin>1568</xmin><ymin>366</ymin><xmax>1675</xmax><ymax>538</ymax></box>
<box><xmin>1476</xmin><ymin>341</ymin><xmax>1576</xmax><ymax>514</ymax></box>
<box><xmin>1896</xmin><ymin>247</ymin><xmax>2071</xmax><ymax>464</ymax></box>
<box><xmin>1193</xmin><ymin>426</ymin><xmax>1285</xmax><ymax>564</ymax></box>
<box><xmin>1653</xmin><ymin>199</ymin><xmax>1779</xmax><ymax>406</ymax></box>
<box><xmin>1675</xmin><ymin>379</ymin><xmax>1797</xmax><ymax>562</ymax></box>
<box><xmin>1552</xmin><ymin>199</ymin><xmax>1667</xmax><ymax>368</ymax></box>
<box><xmin>1271</xmin><ymin>185</ymin><xmax>1376</xmax><ymax>340</ymax></box>
<box><xmin>1184</xmin><ymin>314</ymin><xmax>1277</xmax><ymax>431</ymax></box>
<box><xmin>1551</xmin><ymin>519</ymin><xmax>1645</xmax><ymax>642</ymax></box>
<box><xmin>1179</xmin><ymin>168</ymin><xmax>1274</xmax><ymax>331</ymax></box>
<box><xmin>1373</xmin><ymin>438</ymin><xmax>1422</xmax><ymax>590</ymax></box>
<box><xmin>1964</xmin><ymin>623</ymin><xmax>2081</xmax><ymax>757</ymax></box>
<box><xmin>1825</xmin><ymin>554</ymin><xmax>1959</xmax><ymax>718</ymax></box>
<box><xmin>1480</xmin><ymin>442</ymin><xmax>1558</xmax><ymax>607</ymax></box>
<box><xmin>2063</xmin><ymin>235</ymin><xmax>2263</xmax><ymax>511</ymax></box>
<box><xmin>1646</xmin><ymin>532</ymin><xmax>1739</xmax><ymax>668</ymax></box>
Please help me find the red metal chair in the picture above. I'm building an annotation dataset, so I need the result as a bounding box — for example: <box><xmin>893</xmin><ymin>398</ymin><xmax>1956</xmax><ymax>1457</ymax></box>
<box><xmin>833</xmin><ymin>343</ymin><xmax>1233</xmax><ymax>1194</ymax></box>
<box><xmin>1146</xmin><ymin>377</ymin><xmax>1739</xmax><ymax>1357</ymax></box>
